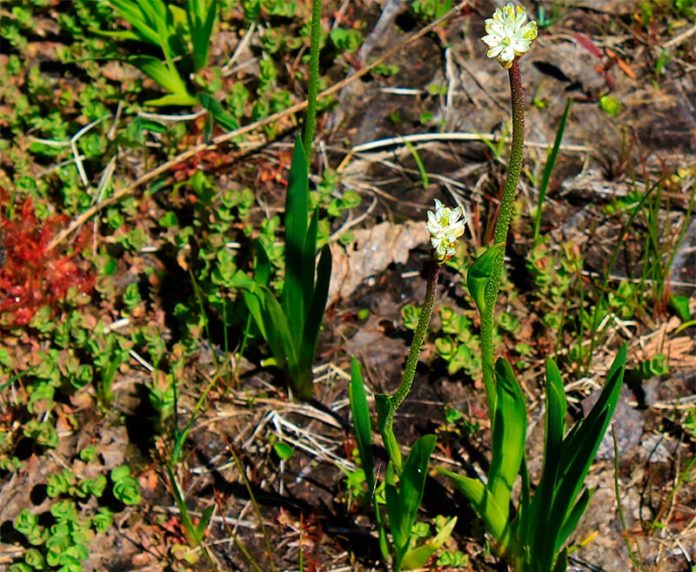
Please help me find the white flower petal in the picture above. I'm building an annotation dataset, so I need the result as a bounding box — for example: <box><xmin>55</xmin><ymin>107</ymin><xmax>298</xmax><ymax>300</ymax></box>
<box><xmin>487</xmin><ymin>45</ymin><xmax>504</xmax><ymax>58</ymax></box>
<box><xmin>427</xmin><ymin>199</ymin><xmax>468</xmax><ymax>263</ymax></box>
<box><xmin>480</xmin><ymin>3</ymin><xmax>537</xmax><ymax>68</ymax></box>
<box><xmin>500</xmin><ymin>45</ymin><xmax>516</xmax><ymax>63</ymax></box>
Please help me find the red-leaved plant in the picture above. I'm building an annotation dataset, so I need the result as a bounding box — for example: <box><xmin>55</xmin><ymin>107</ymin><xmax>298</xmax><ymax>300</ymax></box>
<box><xmin>0</xmin><ymin>196</ymin><xmax>95</xmax><ymax>326</ymax></box>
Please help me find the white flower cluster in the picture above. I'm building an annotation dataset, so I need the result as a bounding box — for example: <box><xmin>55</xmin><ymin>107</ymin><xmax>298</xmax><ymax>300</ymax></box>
<box><xmin>427</xmin><ymin>199</ymin><xmax>467</xmax><ymax>264</ymax></box>
<box><xmin>481</xmin><ymin>3</ymin><xmax>538</xmax><ymax>69</ymax></box>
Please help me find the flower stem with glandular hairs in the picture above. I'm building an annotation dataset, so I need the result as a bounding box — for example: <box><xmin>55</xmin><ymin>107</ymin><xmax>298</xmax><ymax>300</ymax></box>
<box><xmin>480</xmin><ymin>59</ymin><xmax>525</xmax><ymax>419</ymax></box>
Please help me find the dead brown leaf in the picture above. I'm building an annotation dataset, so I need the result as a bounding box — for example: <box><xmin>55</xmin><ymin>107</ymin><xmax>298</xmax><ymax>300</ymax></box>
<box><xmin>328</xmin><ymin>220</ymin><xmax>429</xmax><ymax>306</ymax></box>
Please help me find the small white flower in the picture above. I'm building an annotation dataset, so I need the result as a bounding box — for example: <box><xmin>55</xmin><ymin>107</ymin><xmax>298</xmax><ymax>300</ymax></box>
<box><xmin>481</xmin><ymin>3</ymin><xmax>538</xmax><ymax>69</ymax></box>
<box><xmin>427</xmin><ymin>199</ymin><xmax>467</xmax><ymax>263</ymax></box>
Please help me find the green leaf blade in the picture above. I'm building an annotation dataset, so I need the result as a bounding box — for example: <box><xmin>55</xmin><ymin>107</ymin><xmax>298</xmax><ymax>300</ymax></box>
<box><xmin>392</xmin><ymin>435</ymin><xmax>437</xmax><ymax>567</ymax></box>
<box><xmin>375</xmin><ymin>394</ymin><xmax>401</xmax><ymax>471</ymax></box>
<box><xmin>282</xmin><ymin>137</ymin><xmax>310</xmax><ymax>340</ymax></box>
<box><xmin>438</xmin><ymin>468</ymin><xmax>508</xmax><ymax>543</ymax></box>
<box><xmin>529</xmin><ymin>357</ymin><xmax>568</xmax><ymax>565</ymax></box>
<box><xmin>348</xmin><ymin>357</ymin><xmax>376</xmax><ymax>494</ymax></box>
<box><xmin>487</xmin><ymin>358</ymin><xmax>527</xmax><ymax>524</ymax></box>
<box><xmin>546</xmin><ymin>345</ymin><xmax>627</xmax><ymax>554</ymax></box>
<box><xmin>467</xmin><ymin>244</ymin><xmax>504</xmax><ymax>315</ymax></box>
<box><xmin>299</xmin><ymin>243</ymin><xmax>331</xmax><ymax>379</ymax></box>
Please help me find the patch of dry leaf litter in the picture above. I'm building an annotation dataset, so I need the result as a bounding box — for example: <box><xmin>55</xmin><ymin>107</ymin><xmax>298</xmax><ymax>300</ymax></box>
<box><xmin>328</xmin><ymin>220</ymin><xmax>429</xmax><ymax>306</ymax></box>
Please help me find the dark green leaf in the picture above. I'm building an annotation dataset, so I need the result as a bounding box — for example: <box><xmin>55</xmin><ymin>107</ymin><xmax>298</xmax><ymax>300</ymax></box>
<box><xmin>299</xmin><ymin>243</ymin><xmax>331</xmax><ymax>377</ymax></box>
<box><xmin>552</xmin><ymin>549</ymin><xmax>568</xmax><ymax>572</ymax></box>
<box><xmin>303</xmin><ymin>208</ymin><xmax>320</xmax><ymax>313</ymax></box>
<box><xmin>547</xmin><ymin>345</ymin><xmax>626</xmax><ymax>555</ymax></box>
<box><xmin>242</xmin><ymin>288</ymin><xmax>297</xmax><ymax>376</ymax></box>
<box><xmin>282</xmin><ymin>137</ymin><xmax>309</xmax><ymax>339</ymax></box>
<box><xmin>348</xmin><ymin>357</ymin><xmax>375</xmax><ymax>494</ymax></box>
<box><xmin>254</xmin><ymin>241</ymin><xmax>272</xmax><ymax>287</ymax></box>
<box><xmin>556</xmin><ymin>488</ymin><xmax>593</xmax><ymax>552</ymax></box>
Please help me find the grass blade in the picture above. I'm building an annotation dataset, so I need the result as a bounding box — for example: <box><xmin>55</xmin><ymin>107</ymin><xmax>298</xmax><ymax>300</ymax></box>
<box><xmin>533</xmin><ymin>98</ymin><xmax>572</xmax><ymax>244</ymax></box>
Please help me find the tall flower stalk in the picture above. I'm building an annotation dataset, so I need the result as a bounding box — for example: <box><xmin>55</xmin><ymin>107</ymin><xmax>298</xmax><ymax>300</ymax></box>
<box><xmin>303</xmin><ymin>0</ymin><xmax>322</xmax><ymax>157</ymax></box>
<box><xmin>478</xmin><ymin>4</ymin><xmax>537</xmax><ymax>419</ymax></box>
<box><xmin>441</xmin><ymin>7</ymin><xmax>628</xmax><ymax>572</ymax></box>
<box><xmin>348</xmin><ymin>200</ymin><xmax>466</xmax><ymax>570</ymax></box>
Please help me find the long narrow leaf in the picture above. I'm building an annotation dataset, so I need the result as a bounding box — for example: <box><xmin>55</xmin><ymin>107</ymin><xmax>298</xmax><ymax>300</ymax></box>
<box><xmin>186</xmin><ymin>0</ymin><xmax>217</xmax><ymax>72</ymax></box>
<box><xmin>516</xmin><ymin>458</ymin><xmax>531</xmax><ymax>547</ymax></box>
<box><xmin>242</xmin><ymin>289</ymin><xmax>297</xmax><ymax>377</ymax></box>
<box><xmin>437</xmin><ymin>468</ymin><xmax>509</xmax><ymax>544</ymax></box>
<box><xmin>487</xmin><ymin>358</ymin><xmax>527</xmax><ymax>523</ymax></box>
<box><xmin>384</xmin><ymin>461</ymin><xmax>401</xmax><ymax>564</ymax></box>
<box><xmin>528</xmin><ymin>357</ymin><xmax>567</xmax><ymax>555</ymax></box>
<box><xmin>262</xmin><ymin>292</ymin><xmax>299</xmax><ymax>375</ymax></box>
<box><xmin>556</xmin><ymin>487</ymin><xmax>593</xmax><ymax>552</ymax></box>
<box><xmin>282</xmin><ymin>137</ymin><xmax>309</xmax><ymax>338</ymax></box>
<box><xmin>131</xmin><ymin>56</ymin><xmax>194</xmax><ymax>102</ymax></box>
<box><xmin>145</xmin><ymin>93</ymin><xmax>199</xmax><ymax>107</ymax></box>
<box><xmin>303</xmin><ymin>208</ymin><xmax>320</xmax><ymax>313</ymax></box>
<box><xmin>564</xmin><ymin>344</ymin><xmax>627</xmax><ymax>456</ymax></box>
<box><xmin>546</xmin><ymin>345</ymin><xmax>626</xmax><ymax>555</ymax></box>
<box><xmin>392</xmin><ymin>435</ymin><xmax>437</xmax><ymax>568</ymax></box>
<box><xmin>197</xmin><ymin>92</ymin><xmax>239</xmax><ymax>130</ymax></box>
<box><xmin>109</xmin><ymin>0</ymin><xmax>162</xmax><ymax>46</ymax></box>
<box><xmin>552</xmin><ymin>549</ymin><xmax>568</xmax><ymax>572</ymax></box>
<box><xmin>255</xmin><ymin>241</ymin><xmax>272</xmax><ymax>287</ymax></box>
<box><xmin>348</xmin><ymin>357</ymin><xmax>376</xmax><ymax>495</ymax></box>
<box><xmin>299</xmin><ymin>243</ymin><xmax>331</xmax><ymax>376</ymax></box>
